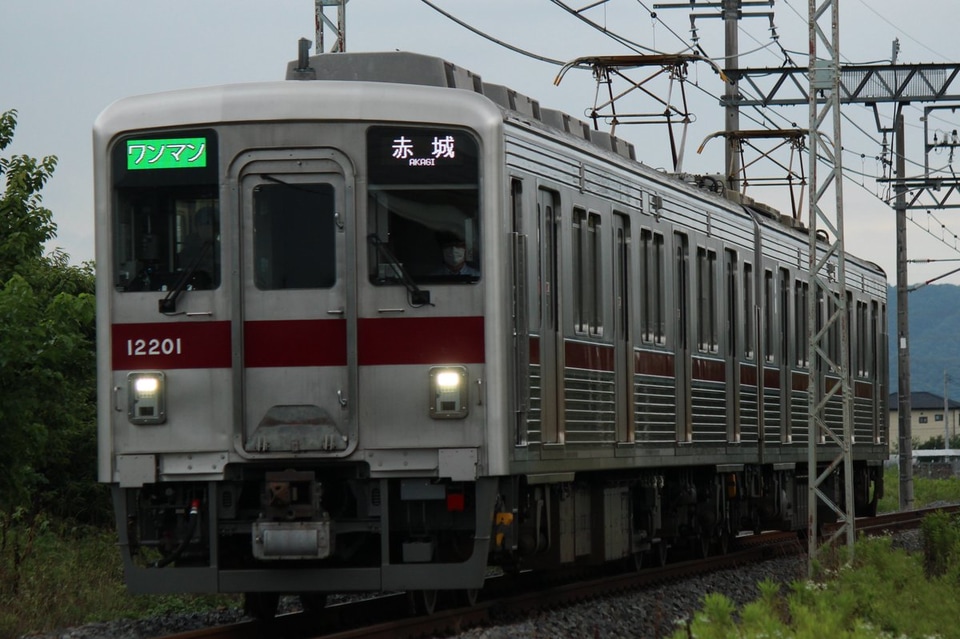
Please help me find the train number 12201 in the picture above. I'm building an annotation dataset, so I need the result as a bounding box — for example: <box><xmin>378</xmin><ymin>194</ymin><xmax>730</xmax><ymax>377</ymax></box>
<box><xmin>126</xmin><ymin>338</ymin><xmax>182</xmax><ymax>356</ymax></box>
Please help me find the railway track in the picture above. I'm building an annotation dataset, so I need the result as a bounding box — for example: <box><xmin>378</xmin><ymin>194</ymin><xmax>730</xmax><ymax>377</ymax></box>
<box><xmin>156</xmin><ymin>504</ymin><xmax>960</xmax><ymax>639</ymax></box>
<box><xmin>156</xmin><ymin>530</ymin><xmax>801</xmax><ymax>639</ymax></box>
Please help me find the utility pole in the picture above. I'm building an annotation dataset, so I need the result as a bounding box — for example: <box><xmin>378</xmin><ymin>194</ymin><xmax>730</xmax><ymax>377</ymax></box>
<box><xmin>945</xmin><ymin>371</ymin><xmax>950</xmax><ymax>449</ymax></box>
<box><xmin>895</xmin><ymin>110</ymin><xmax>915</xmax><ymax>509</ymax></box>
<box><xmin>723</xmin><ymin>0</ymin><xmax>741</xmax><ymax>193</ymax></box>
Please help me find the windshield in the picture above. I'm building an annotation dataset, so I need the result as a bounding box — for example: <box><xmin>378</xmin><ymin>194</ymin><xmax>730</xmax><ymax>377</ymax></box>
<box><xmin>114</xmin><ymin>188</ymin><xmax>220</xmax><ymax>292</ymax></box>
<box><xmin>366</xmin><ymin>126</ymin><xmax>480</xmax><ymax>284</ymax></box>
<box><xmin>111</xmin><ymin>130</ymin><xmax>220</xmax><ymax>292</ymax></box>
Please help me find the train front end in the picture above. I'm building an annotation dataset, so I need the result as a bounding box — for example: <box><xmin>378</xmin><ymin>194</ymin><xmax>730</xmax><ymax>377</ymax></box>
<box><xmin>95</xmin><ymin>56</ymin><xmax>508</xmax><ymax>608</ymax></box>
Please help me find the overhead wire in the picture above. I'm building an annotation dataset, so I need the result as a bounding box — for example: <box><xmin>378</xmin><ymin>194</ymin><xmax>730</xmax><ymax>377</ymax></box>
<box><xmin>418</xmin><ymin>0</ymin><xmax>567</xmax><ymax>66</ymax></box>
<box><xmin>418</xmin><ymin>0</ymin><xmax>960</xmax><ymax>265</ymax></box>
<box><xmin>546</xmin><ymin>0</ymin><xmax>673</xmax><ymax>56</ymax></box>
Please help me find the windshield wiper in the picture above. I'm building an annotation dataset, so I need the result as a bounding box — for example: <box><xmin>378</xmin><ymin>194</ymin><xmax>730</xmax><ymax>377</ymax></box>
<box><xmin>158</xmin><ymin>240</ymin><xmax>212</xmax><ymax>314</ymax></box>
<box><xmin>367</xmin><ymin>234</ymin><xmax>431</xmax><ymax>307</ymax></box>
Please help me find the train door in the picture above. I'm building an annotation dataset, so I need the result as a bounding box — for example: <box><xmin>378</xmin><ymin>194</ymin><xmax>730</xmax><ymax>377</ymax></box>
<box><xmin>236</xmin><ymin>151</ymin><xmax>357</xmax><ymax>455</ymax></box>
<box><xmin>511</xmin><ymin>178</ymin><xmax>530</xmax><ymax>446</ymax></box>
<box><xmin>538</xmin><ymin>188</ymin><xmax>564</xmax><ymax>444</ymax></box>
<box><xmin>674</xmin><ymin>232</ymin><xmax>692</xmax><ymax>443</ymax></box>
<box><xmin>613</xmin><ymin>213</ymin><xmax>634</xmax><ymax>443</ymax></box>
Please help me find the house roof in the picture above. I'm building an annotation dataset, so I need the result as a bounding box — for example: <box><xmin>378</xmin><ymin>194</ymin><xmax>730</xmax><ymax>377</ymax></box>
<box><xmin>888</xmin><ymin>391</ymin><xmax>960</xmax><ymax>410</ymax></box>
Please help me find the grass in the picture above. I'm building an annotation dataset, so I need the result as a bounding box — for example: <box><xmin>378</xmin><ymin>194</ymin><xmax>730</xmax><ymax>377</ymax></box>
<box><xmin>877</xmin><ymin>463</ymin><xmax>960</xmax><ymax>512</ymax></box>
<box><xmin>0</xmin><ymin>520</ymin><xmax>238</xmax><ymax>638</ymax></box>
<box><xmin>673</xmin><ymin>465</ymin><xmax>960</xmax><ymax>639</ymax></box>
<box><xmin>674</xmin><ymin>533</ymin><xmax>960</xmax><ymax>638</ymax></box>
<box><xmin>4</xmin><ymin>465</ymin><xmax>959</xmax><ymax>638</ymax></box>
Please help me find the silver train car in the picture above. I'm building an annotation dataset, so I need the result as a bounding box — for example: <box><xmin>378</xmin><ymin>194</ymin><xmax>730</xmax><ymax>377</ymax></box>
<box><xmin>95</xmin><ymin>51</ymin><xmax>888</xmax><ymax>615</ymax></box>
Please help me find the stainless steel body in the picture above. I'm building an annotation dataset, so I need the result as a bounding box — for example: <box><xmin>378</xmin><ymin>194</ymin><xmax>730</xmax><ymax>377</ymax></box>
<box><xmin>95</xmin><ymin>52</ymin><xmax>887</xmax><ymax>601</ymax></box>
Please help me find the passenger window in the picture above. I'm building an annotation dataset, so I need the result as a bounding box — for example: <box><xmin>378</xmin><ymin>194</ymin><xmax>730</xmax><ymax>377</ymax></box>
<box><xmin>696</xmin><ymin>247</ymin><xmax>718</xmax><ymax>353</ymax></box>
<box><xmin>640</xmin><ymin>229</ymin><xmax>665</xmax><ymax>345</ymax></box>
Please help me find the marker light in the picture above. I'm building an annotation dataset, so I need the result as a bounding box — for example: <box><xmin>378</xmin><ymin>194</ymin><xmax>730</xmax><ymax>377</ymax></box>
<box><xmin>127</xmin><ymin>371</ymin><xmax>166</xmax><ymax>425</ymax></box>
<box><xmin>428</xmin><ymin>366</ymin><xmax>468</xmax><ymax>419</ymax></box>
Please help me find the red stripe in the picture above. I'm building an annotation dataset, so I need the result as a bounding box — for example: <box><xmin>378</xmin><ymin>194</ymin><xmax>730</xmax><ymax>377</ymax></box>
<box><xmin>635</xmin><ymin>350</ymin><xmax>674</xmax><ymax>377</ymax></box>
<box><xmin>244</xmin><ymin>319</ymin><xmax>346</xmax><ymax>367</ymax></box>
<box><xmin>529</xmin><ymin>336</ymin><xmax>540</xmax><ymax>366</ymax></box>
<box><xmin>692</xmin><ymin>357</ymin><xmax>725</xmax><ymax>383</ymax></box>
<box><xmin>112</xmin><ymin>321</ymin><xmax>232</xmax><ymax>370</ymax></box>
<box><xmin>564</xmin><ymin>340</ymin><xmax>614</xmax><ymax>371</ymax></box>
<box><xmin>113</xmin><ymin>316</ymin><xmax>484</xmax><ymax>370</ymax></box>
<box><xmin>358</xmin><ymin>316</ymin><xmax>484</xmax><ymax>365</ymax></box>
<box><xmin>855</xmin><ymin>380</ymin><xmax>875</xmax><ymax>399</ymax></box>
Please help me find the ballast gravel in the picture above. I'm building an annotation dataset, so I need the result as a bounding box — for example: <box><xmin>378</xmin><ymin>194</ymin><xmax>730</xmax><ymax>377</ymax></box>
<box><xmin>21</xmin><ymin>530</ymin><xmax>924</xmax><ymax>639</ymax></box>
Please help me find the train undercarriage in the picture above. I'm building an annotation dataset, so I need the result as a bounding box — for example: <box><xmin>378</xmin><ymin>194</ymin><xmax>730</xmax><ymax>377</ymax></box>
<box><xmin>113</xmin><ymin>460</ymin><xmax>882</xmax><ymax>617</ymax></box>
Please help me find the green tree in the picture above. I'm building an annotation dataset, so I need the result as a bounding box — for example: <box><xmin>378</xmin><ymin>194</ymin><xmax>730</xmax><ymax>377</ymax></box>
<box><xmin>0</xmin><ymin>109</ymin><xmax>102</xmax><ymax>523</ymax></box>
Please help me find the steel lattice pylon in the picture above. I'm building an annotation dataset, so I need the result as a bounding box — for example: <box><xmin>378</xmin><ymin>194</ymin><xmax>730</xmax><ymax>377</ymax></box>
<box><xmin>315</xmin><ymin>0</ymin><xmax>347</xmax><ymax>53</ymax></box>
<box><xmin>807</xmin><ymin>0</ymin><xmax>856</xmax><ymax>573</ymax></box>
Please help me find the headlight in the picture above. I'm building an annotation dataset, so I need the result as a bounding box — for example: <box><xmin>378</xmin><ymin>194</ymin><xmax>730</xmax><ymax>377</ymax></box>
<box><xmin>127</xmin><ymin>371</ymin><xmax>166</xmax><ymax>425</ymax></box>
<box><xmin>429</xmin><ymin>366</ymin><xmax>468</xmax><ymax>419</ymax></box>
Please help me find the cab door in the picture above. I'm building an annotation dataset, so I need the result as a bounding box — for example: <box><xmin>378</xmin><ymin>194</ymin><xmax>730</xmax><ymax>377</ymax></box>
<box><xmin>236</xmin><ymin>151</ymin><xmax>357</xmax><ymax>456</ymax></box>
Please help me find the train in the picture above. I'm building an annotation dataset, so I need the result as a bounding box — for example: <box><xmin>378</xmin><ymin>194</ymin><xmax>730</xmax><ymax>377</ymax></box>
<box><xmin>95</xmin><ymin>49</ymin><xmax>888</xmax><ymax>617</ymax></box>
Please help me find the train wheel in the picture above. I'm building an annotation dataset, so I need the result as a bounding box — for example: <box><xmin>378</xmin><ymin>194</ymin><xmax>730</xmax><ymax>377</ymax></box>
<box><xmin>243</xmin><ymin>592</ymin><xmax>280</xmax><ymax>620</ymax></box>
<box><xmin>410</xmin><ymin>589</ymin><xmax>438</xmax><ymax>615</ymax></box>
<box><xmin>653</xmin><ymin>541</ymin><xmax>668</xmax><ymax>567</ymax></box>
<box><xmin>457</xmin><ymin>588</ymin><xmax>480</xmax><ymax>607</ymax></box>
<box><xmin>718</xmin><ymin>530</ymin><xmax>731</xmax><ymax>555</ymax></box>
<box><xmin>299</xmin><ymin>592</ymin><xmax>327</xmax><ymax>615</ymax></box>
<box><xmin>632</xmin><ymin>551</ymin><xmax>644</xmax><ymax>572</ymax></box>
<box><xmin>696</xmin><ymin>528</ymin><xmax>711</xmax><ymax>559</ymax></box>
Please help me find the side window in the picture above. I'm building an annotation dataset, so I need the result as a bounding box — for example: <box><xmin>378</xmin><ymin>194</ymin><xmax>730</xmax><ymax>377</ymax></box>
<box><xmin>640</xmin><ymin>229</ymin><xmax>665</xmax><ymax>345</ymax></box>
<box><xmin>795</xmin><ymin>279</ymin><xmax>809</xmax><ymax>367</ymax></box>
<box><xmin>856</xmin><ymin>300</ymin><xmax>867</xmax><ymax>377</ymax></box>
<box><xmin>571</xmin><ymin>209</ymin><xmax>603</xmax><ymax>336</ymax></box>
<box><xmin>572</xmin><ymin>208</ymin><xmax>585</xmax><ymax>333</ymax></box>
<box><xmin>587</xmin><ymin>212</ymin><xmax>602</xmax><ymax>336</ymax></box>
<box><xmin>253</xmin><ymin>182</ymin><xmax>336</xmax><ymax>289</ymax></box>
<box><xmin>696</xmin><ymin>246</ymin><xmax>718</xmax><ymax>353</ymax></box>
<box><xmin>764</xmin><ymin>269</ymin><xmax>775</xmax><ymax>363</ymax></box>
<box><xmin>743</xmin><ymin>262</ymin><xmax>754</xmax><ymax>360</ymax></box>
<box><xmin>779</xmin><ymin>268</ymin><xmax>790</xmax><ymax>364</ymax></box>
<box><xmin>725</xmin><ymin>249</ymin><xmax>738</xmax><ymax>358</ymax></box>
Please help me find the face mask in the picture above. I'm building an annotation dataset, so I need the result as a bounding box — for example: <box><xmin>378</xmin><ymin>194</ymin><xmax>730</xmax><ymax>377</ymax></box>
<box><xmin>443</xmin><ymin>246</ymin><xmax>466</xmax><ymax>267</ymax></box>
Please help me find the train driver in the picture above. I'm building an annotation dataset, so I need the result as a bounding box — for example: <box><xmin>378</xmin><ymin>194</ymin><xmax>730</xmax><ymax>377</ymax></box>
<box><xmin>433</xmin><ymin>231</ymin><xmax>479</xmax><ymax>278</ymax></box>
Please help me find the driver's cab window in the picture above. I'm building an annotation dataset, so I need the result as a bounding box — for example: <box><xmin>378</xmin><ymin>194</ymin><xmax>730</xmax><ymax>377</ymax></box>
<box><xmin>366</xmin><ymin>126</ymin><xmax>480</xmax><ymax>284</ymax></box>
<box><xmin>114</xmin><ymin>191</ymin><xmax>220</xmax><ymax>292</ymax></box>
<box><xmin>111</xmin><ymin>129</ymin><xmax>220</xmax><ymax>292</ymax></box>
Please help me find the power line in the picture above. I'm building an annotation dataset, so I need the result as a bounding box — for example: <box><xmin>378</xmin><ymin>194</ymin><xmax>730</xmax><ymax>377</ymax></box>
<box><xmin>418</xmin><ymin>0</ymin><xmax>567</xmax><ymax>66</ymax></box>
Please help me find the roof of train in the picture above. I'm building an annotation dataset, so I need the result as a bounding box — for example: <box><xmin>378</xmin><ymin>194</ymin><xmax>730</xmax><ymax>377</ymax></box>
<box><xmin>285</xmin><ymin>50</ymin><xmax>638</xmax><ymax>162</ymax></box>
<box><xmin>284</xmin><ymin>51</ymin><xmax>886</xmax><ymax>282</ymax></box>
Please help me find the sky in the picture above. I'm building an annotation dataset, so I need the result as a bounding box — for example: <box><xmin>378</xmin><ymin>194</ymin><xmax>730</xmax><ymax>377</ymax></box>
<box><xmin>5</xmin><ymin>0</ymin><xmax>960</xmax><ymax>286</ymax></box>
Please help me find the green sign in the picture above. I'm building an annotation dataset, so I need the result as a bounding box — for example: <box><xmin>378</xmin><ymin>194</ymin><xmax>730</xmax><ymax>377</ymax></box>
<box><xmin>126</xmin><ymin>137</ymin><xmax>207</xmax><ymax>170</ymax></box>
